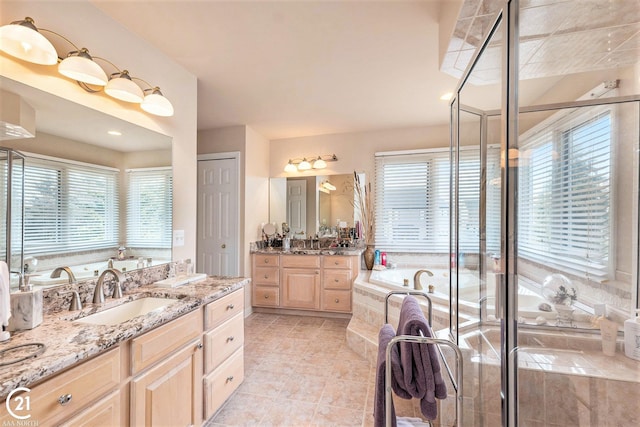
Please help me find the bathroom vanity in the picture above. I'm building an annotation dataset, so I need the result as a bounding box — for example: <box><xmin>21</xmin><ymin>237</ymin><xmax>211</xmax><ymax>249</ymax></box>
<box><xmin>0</xmin><ymin>273</ymin><xmax>247</xmax><ymax>426</ymax></box>
<box><xmin>251</xmin><ymin>250</ymin><xmax>360</xmax><ymax>315</ymax></box>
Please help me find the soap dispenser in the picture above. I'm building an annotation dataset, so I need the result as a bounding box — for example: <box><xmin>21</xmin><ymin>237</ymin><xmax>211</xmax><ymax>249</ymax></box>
<box><xmin>624</xmin><ymin>309</ymin><xmax>640</xmax><ymax>361</ymax></box>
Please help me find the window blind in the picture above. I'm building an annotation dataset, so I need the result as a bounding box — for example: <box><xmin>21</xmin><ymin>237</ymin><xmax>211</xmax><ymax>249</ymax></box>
<box><xmin>374</xmin><ymin>150</ymin><xmax>450</xmax><ymax>252</ymax></box>
<box><xmin>24</xmin><ymin>157</ymin><xmax>119</xmax><ymax>254</ymax></box>
<box><xmin>375</xmin><ymin>148</ymin><xmax>500</xmax><ymax>253</ymax></box>
<box><xmin>518</xmin><ymin>110</ymin><xmax>611</xmax><ymax>277</ymax></box>
<box><xmin>126</xmin><ymin>168</ymin><xmax>173</xmax><ymax>248</ymax></box>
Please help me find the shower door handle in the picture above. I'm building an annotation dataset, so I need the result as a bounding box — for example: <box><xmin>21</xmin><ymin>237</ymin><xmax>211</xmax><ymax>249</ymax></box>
<box><xmin>495</xmin><ymin>273</ymin><xmax>505</xmax><ymax>320</ymax></box>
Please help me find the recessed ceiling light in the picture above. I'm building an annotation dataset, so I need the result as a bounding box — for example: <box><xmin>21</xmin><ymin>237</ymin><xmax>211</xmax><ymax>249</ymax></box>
<box><xmin>440</xmin><ymin>92</ymin><xmax>453</xmax><ymax>101</ymax></box>
<box><xmin>108</xmin><ymin>130</ymin><xmax>122</xmax><ymax>136</ymax></box>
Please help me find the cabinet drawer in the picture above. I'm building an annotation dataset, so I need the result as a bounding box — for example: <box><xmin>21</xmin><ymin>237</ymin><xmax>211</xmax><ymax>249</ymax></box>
<box><xmin>204</xmin><ymin>312</ymin><xmax>244</xmax><ymax>374</ymax></box>
<box><xmin>323</xmin><ymin>269</ymin><xmax>352</xmax><ymax>290</ymax></box>
<box><xmin>204</xmin><ymin>348</ymin><xmax>244</xmax><ymax>419</ymax></box>
<box><xmin>281</xmin><ymin>254</ymin><xmax>320</xmax><ymax>268</ymax></box>
<box><xmin>322</xmin><ymin>255</ymin><xmax>353</xmax><ymax>269</ymax></box>
<box><xmin>254</xmin><ymin>254</ymin><xmax>279</xmax><ymax>266</ymax></box>
<box><xmin>204</xmin><ymin>288</ymin><xmax>245</xmax><ymax>330</ymax></box>
<box><xmin>131</xmin><ymin>309</ymin><xmax>202</xmax><ymax>374</ymax></box>
<box><xmin>322</xmin><ymin>289</ymin><xmax>352</xmax><ymax>312</ymax></box>
<box><xmin>253</xmin><ymin>285</ymin><xmax>279</xmax><ymax>307</ymax></box>
<box><xmin>59</xmin><ymin>390</ymin><xmax>122</xmax><ymax>427</ymax></box>
<box><xmin>1</xmin><ymin>347</ymin><xmax>120</xmax><ymax>425</ymax></box>
<box><xmin>253</xmin><ymin>266</ymin><xmax>279</xmax><ymax>285</ymax></box>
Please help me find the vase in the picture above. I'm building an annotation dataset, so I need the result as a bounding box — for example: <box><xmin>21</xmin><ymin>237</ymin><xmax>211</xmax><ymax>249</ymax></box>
<box><xmin>363</xmin><ymin>245</ymin><xmax>375</xmax><ymax>270</ymax></box>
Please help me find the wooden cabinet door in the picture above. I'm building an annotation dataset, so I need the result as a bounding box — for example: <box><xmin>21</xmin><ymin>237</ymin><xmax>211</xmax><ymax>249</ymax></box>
<box><xmin>281</xmin><ymin>268</ymin><xmax>320</xmax><ymax>310</ymax></box>
<box><xmin>131</xmin><ymin>339</ymin><xmax>203</xmax><ymax>427</ymax></box>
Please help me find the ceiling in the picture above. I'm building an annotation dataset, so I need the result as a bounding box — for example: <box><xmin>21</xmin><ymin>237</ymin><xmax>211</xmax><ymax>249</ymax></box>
<box><xmin>92</xmin><ymin>0</ymin><xmax>639</xmax><ymax>141</ymax></box>
<box><xmin>2</xmin><ymin>1</ymin><xmax>637</xmax><ymax>145</ymax></box>
<box><xmin>93</xmin><ymin>0</ymin><xmax>463</xmax><ymax>140</ymax></box>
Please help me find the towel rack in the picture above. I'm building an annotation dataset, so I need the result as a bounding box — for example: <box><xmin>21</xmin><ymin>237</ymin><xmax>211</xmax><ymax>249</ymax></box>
<box><xmin>383</xmin><ymin>291</ymin><xmax>463</xmax><ymax>427</ymax></box>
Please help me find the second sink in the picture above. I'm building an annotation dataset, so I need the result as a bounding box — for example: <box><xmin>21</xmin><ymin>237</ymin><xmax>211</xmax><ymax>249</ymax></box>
<box><xmin>74</xmin><ymin>297</ymin><xmax>178</xmax><ymax>326</ymax></box>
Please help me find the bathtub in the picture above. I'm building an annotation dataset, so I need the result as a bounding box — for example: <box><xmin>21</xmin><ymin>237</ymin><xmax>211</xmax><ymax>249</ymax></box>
<box><xmin>368</xmin><ymin>267</ymin><xmax>552</xmax><ymax>319</ymax></box>
<box><xmin>449</xmin><ymin>326</ymin><xmax>639</xmax><ymax>426</ymax></box>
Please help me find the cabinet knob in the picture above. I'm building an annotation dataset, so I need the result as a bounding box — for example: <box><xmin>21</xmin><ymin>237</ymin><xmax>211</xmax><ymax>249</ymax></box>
<box><xmin>335</xmin><ymin>298</ymin><xmax>340</xmax><ymax>303</ymax></box>
<box><xmin>221</xmin><ymin>243</ymin><xmax>226</xmax><ymax>249</ymax></box>
<box><xmin>264</xmin><ymin>294</ymin><xmax>269</xmax><ymax>299</ymax></box>
<box><xmin>226</xmin><ymin>376</ymin><xmax>234</xmax><ymax>383</ymax></box>
<box><xmin>264</xmin><ymin>274</ymin><xmax>269</xmax><ymax>279</ymax></box>
<box><xmin>334</xmin><ymin>278</ymin><xmax>339</xmax><ymax>282</ymax></box>
<box><xmin>226</xmin><ymin>336</ymin><xmax>235</xmax><ymax>342</ymax></box>
<box><xmin>197</xmin><ymin>342</ymin><xmax>203</xmax><ymax>350</ymax></box>
<box><xmin>264</xmin><ymin>259</ymin><xmax>269</xmax><ymax>264</ymax></box>
<box><xmin>227</xmin><ymin>304</ymin><xmax>235</xmax><ymax>310</ymax></box>
<box><xmin>335</xmin><ymin>261</ymin><xmax>339</xmax><ymax>265</ymax></box>
<box><xmin>58</xmin><ymin>394</ymin><xmax>72</xmax><ymax>406</ymax></box>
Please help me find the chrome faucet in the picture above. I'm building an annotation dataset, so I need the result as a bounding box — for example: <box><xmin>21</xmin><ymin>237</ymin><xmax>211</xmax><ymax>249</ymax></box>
<box><xmin>413</xmin><ymin>269</ymin><xmax>433</xmax><ymax>290</ymax></box>
<box><xmin>93</xmin><ymin>268</ymin><xmax>124</xmax><ymax>304</ymax></box>
<box><xmin>51</xmin><ymin>266</ymin><xmax>77</xmax><ymax>284</ymax></box>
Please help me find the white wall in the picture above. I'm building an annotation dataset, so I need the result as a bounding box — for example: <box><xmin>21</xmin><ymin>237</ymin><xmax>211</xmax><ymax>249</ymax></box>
<box><xmin>269</xmin><ymin>124</ymin><xmax>450</xmax><ymax>186</ymax></box>
<box><xmin>0</xmin><ymin>1</ymin><xmax>198</xmax><ymax>262</ymax></box>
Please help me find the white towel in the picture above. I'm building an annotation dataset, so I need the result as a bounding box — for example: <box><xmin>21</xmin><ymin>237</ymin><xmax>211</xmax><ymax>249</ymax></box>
<box><xmin>0</xmin><ymin>261</ymin><xmax>11</xmax><ymax>328</ymax></box>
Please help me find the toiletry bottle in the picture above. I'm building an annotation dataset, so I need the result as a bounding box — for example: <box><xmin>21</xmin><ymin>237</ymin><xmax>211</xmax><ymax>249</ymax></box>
<box><xmin>624</xmin><ymin>309</ymin><xmax>640</xmax><ymax>361</ymax></box>
<box><xmin>374</xmin><ymin>249</ymin><xmax>380</xmax><ymax>265</ymax></box>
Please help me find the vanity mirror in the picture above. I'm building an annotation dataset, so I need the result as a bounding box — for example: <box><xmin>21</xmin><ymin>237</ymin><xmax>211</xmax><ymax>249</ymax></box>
<box><xmin>269</xmin><ymin>173</ymin><xmax>361</xmax><ymax>238</ymax></box>
<box><xmin>0</xmin><ymin>76</ymin><xmax>172</xmax><ymax>290</ymax></box>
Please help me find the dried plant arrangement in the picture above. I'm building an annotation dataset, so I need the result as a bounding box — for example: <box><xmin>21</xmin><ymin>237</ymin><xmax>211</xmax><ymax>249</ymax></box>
<box><xmin>354</xmin><ymin>171</ymin><xmax>374</xmax><ymax>245</ymax></box>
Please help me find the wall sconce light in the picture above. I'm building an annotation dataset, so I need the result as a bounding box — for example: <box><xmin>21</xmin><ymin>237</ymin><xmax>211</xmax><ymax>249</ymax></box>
<box><xmin>321</xmin><ymin>181</ymin><xmax>336</xmax><ymax>191</ymax></box>
<box><xmin>0</xmin><ymin>16</ymin><xmax>174</xmax><ymax>117</ymax></box>
<box><xmin>283</xmin><ymin>154</ymin><xmax>338</xmax><ymax>173</ymax></box>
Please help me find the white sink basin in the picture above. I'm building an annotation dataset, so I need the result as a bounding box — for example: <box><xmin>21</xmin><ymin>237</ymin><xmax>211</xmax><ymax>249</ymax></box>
<box><xmin>74</xmin><ymin>297</ymin><xmax>178</xmax><ymax>326</ymax></box>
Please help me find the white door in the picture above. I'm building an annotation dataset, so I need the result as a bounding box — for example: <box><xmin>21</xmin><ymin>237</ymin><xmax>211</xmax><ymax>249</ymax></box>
<box><xmin>287</xmin><ymin>179</ymin><xmax>306</xmax><ymax>236</ymax></box>
<box><xmin>197</xmin><ymin>156</ymin><xmax>239</xmax><ymax>276</ymax></box>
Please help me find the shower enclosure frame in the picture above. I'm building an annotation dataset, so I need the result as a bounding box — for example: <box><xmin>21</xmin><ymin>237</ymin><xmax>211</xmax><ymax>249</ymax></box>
<box><xmin>449</xmin><ymin>0</ymin><xmax>640</xmax><ymax>425</ymax></box>
<box><xmin>1</xmin><ymin>147</ymin><xmax>25</xmax><ymax>278</ymax></box>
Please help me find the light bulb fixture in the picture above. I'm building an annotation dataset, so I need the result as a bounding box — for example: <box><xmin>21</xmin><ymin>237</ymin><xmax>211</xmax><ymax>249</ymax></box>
<box><xmin>58</xmin><ymin>48</ymin><xmax>108</xmax><ymax>86</ymax></box>
<box><xmin>0</xmin><ymin>17</ymin><xmax>57</xmax><ymax>65</ymax></box>
<box><xmin>284</xmin><ymin>160</ymin><xmax>297</xmax><ymax>173</ymax></box>
<box><xmin>297</xmin><ymin>158</ymin><xmax>312</xmax><ymax>171</ymax></box>
<box><xmin>1</xmin><ymin>16</ymin><xmax>175</xmax><ymax>118</ymax></box>
<box><xmin>105</xmin><ymin>70</ymin><xmax>144</xmax><ymax>103</ymax></box>
<box><xmin>321</xmin><ymin>181</ymin><xmax>336</xmax><ymax>191</ymax></box>
<box><xmin>141</xmin><ymin>87</ymin><xmax>174</xmax><ymax>117</ymax></box>
<box><xmin>312</xmin><ymin>156</ymin><xmax>327</xmax><ymax>169</ymax></box>
<box><xmin>283</xmin><ymin>154</ymin><xmax>338</xmax><ymax>173</ymax></box>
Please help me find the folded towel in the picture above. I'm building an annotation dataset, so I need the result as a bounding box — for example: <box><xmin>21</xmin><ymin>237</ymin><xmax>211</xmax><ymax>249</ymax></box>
<box><xmin>397</xmin><ymin>295</ymin><xmax>447</xmax><ymax>420</ymax></box>
<box><xmin>374</xmin><ymin>323</ymin><xmax>403</xmax><ymax>427</ymax></box>
<box><xmin>0</xmin><ymin>261</ymin><xmax>12</xmax><ymax>328</ymax></box>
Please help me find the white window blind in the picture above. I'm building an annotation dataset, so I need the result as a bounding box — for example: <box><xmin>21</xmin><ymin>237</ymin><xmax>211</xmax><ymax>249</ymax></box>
<box><xmin>518</xmin><ymin>110</ymin><xmax>611</xmax><ymax>277</ymax></box>
<box><xmin>24</xmin><ymin>157</ymin><xmax>119</xmax><ymax>255</ymax></box>
<box><xmin>375</xmin><ymin>151</ymin><xmax>450</xmax><ymax>252</ymax></box>
<box><xmin>375</xmin><ymin>148</ymin><xmax>500</xmax><ymax>253</ymax></box>
<box><xmin>126</xmin><ymin>168</ymin><xmax>173</xmax><ymax>248</ymax></box>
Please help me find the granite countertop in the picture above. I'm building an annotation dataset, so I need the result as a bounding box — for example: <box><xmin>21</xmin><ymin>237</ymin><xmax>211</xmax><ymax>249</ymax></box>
<box><xmin>251</xmin><ymin>247</ymin><xmax>364</xmax><ymax>256</ymax></box>
<box><xmin>0</xmin><ymin>276</ymin><xmax>249</xmax><ymax>400</ymax></box>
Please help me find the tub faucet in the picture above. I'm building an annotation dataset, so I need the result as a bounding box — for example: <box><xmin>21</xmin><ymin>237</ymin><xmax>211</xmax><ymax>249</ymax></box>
<box><xmin>51</xmin><ymin>266</ymin><xmax>76</xmax><ymax>284</ymax></box>
<box><xmin>413</xmin><ymin>269</ymin><xmax>433</xmax><ymax>290</ymax></box>
<box><xmin>93</xmin><ymin>268</ymin><xmax>124</xmax><ymax>304</ymax></box>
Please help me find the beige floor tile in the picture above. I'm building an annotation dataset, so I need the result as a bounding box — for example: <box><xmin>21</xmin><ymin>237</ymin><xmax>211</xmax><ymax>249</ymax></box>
<box><xmin>312</xmin><ymin>404</ymin><xmax>365</xmax><ymax>426</ymax></box>
<box><xmin>320</xmin><ymin>378</ymin><xmax>370</xmax><ymax>409</ymax></box>
<box><xmin>210</xmin><ymin>313</ymin><xmax>371</xmax><ymax>427</ymax></box>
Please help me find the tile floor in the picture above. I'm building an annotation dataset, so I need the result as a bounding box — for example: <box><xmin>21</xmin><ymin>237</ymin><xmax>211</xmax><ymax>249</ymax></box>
<box><xmin>206</xmin><ymin>312</ymin><xmax>378</xmax><ymax>426</ymax></box>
